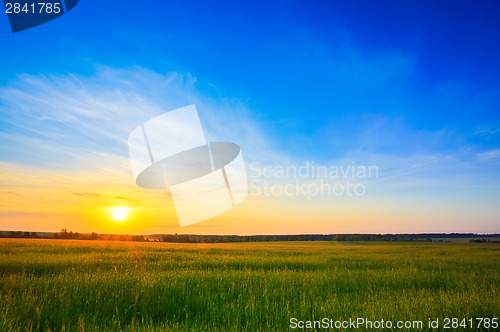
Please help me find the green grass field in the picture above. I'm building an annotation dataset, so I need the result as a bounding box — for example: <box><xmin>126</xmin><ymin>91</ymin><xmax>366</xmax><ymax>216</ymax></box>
<box><xmin>0</xmin><ymin>239</ymin><xmax>499</xmax><ymax>331</ymax></box>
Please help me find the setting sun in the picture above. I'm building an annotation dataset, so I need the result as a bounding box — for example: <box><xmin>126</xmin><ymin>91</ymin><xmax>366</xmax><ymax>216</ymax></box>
<box><xmin>110</xmin><ymin>206</ymin><xmax>130</xmax><ymax>221</ymax></box>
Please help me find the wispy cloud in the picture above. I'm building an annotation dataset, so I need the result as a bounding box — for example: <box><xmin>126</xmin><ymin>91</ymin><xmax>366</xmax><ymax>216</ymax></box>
<box><xmin>70</xmin><ymin>192</ymin><xmax>103</xmax><ymax>198</ymax></box>
<box><xmin>112</xmin><ymin>196</ymin><xmax>139</xmax><ymax>203</ymax></box>
<box><xmin>0</xmin><ymin>67</ymin><xmax>284</xmax><ymax>173</ymax></box>
<box><xmin>476</xmin><ymin>149</ymin><xmax>500</xmax><ymax>162</ymax></box>
<box><xmin>69</xmin><ymin>192</ymin><xmax>139</xmax><ymax>202</ymax></box>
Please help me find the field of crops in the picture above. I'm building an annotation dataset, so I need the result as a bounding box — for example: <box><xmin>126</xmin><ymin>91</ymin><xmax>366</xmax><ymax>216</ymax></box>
<box><xmin>0</xmin><ymin>239</ymin><xmax>499</xmax><ymax>331</ymax></box>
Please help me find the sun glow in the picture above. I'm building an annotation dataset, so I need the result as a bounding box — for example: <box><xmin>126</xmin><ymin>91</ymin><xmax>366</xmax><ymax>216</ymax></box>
<box><xmin>110</xmin><ymin>206</ymin><xmax>130</xmax><ymax>221</ymax></box>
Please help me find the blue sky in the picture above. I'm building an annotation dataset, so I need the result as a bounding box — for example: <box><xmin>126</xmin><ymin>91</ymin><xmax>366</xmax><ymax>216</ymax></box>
<box><xmin>2</xmin><ymin>1</ymin><xmax>499</xmax><ymax>155</ymax></box>
<box><xmin>1</xmin><ymin>1</ymin><xmax>499</xmax><ymax>233</ymax></box>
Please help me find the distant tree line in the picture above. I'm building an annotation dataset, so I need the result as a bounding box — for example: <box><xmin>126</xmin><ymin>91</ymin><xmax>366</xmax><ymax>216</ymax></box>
<box><xmin>0</xmin><ymin>229</ymin><xmax>145</xmax><ymax>242</ymax></box>
<box><xmin>159</xmin><ymin>234</ymin><xmax>334</xmax><ymax>243</ymax></box>
<box><xmin>1</xmin><ymin>230</ymin><xmax>498</xmax><ymax>243</ymax></box>
<box><xmin>158</xmin><ymin>233</ymin><xmax>500</xmax><ymax>243</ymax></box>
<box><xmin>54</xmin><ymin>229</ymin><xmax>146</xmax><ymax>241</ymax></box>
<box><xmin>470</xmin><ymin>238</ymin><xmax>500</xmax><ymax>243</ymax></box>
<box><xmin>1</xmin><ymin>231</ymin><xmax>40</xmax><ymax>238</ymax></box>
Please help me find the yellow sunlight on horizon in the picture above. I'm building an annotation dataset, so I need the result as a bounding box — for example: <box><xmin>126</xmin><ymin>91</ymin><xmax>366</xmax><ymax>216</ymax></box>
<box><xmin>109</xmin><ymin>206</ymin><xmax>131</xmax><ymax>222</ymax></box>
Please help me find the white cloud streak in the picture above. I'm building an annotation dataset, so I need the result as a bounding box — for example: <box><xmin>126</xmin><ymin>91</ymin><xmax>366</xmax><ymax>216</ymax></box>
<box><xmin>0</xmin><ymin>67</ymin><xmax>285</xmax><ymax>176</ymax></box>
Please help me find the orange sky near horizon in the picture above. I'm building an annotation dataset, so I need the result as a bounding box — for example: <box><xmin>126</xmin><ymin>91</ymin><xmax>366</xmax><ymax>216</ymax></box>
<box><xmin>1</xmin><ymin>159</ymin><xmax>497</xmax><ymax>235</ymax></box>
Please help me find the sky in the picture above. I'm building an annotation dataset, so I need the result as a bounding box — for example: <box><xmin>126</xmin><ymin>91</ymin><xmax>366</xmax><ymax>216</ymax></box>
<box><xmin>1</xmin><ymin>0</ymin><xmax>499</xmax><ymax>235</ymax></box>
